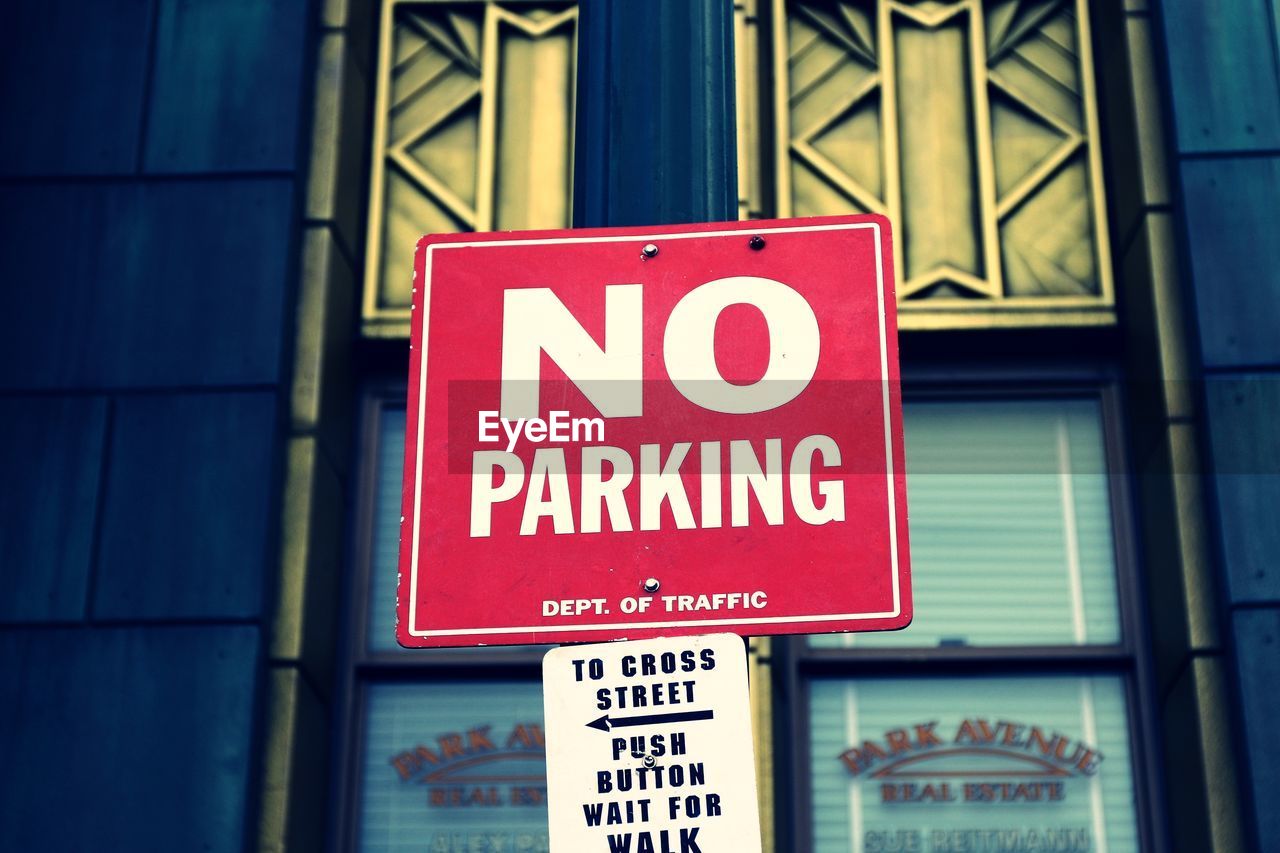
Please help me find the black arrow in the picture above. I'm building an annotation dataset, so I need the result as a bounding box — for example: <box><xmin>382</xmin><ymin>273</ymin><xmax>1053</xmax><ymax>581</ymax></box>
<box><xmin>586</xmin><ymin>709</ymin><xmax>715</xmax><ymax>732</ymax></box>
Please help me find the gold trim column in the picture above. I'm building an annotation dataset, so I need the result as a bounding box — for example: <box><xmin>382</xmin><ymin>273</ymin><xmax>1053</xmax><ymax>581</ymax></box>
<box><xmin>1101</xmin><ymin>3</ymin><xmax>1246</xmax><ymax>850</ymax></box>
<box><xmin>258</xmin><ymin>1</ymin><xmax>368</xmax><ymax>849</ymax></box>
<box><xmin>748</xmin><ymin>636</ymin><xmax>776</xmax><ymax>853</ymax></box>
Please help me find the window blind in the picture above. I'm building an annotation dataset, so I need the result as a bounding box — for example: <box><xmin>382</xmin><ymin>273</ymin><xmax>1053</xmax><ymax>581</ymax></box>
<box><xmin>812</xmin><ymin>398</ymin><xmax>1121</xmax><ymax>649</ymax></box>
<box><xmin>359</xmin><ymin>681</ymin><xmax>548</xmax><ymax>852</ymax></box>
<box><xmin>809</xmin><ymin>676</ymin><xmax>1140</xmax><ymax>853</ymax></box>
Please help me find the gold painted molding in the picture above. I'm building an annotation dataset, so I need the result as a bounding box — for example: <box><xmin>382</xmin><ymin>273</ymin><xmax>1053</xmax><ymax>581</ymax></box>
<box><xmin>772</xmin><ymin>0</ymin><xmax>1115</xmax><ymax>327</ymax></box>
<box><xmin>363</xmin><ymin>0</ymin><xmax>1115</xmax><ymax>335</ymax></box>
<box><xmin>363</xmin><ymin>0</ymin><xmax>578</xmax><ymax>335</ymax></box>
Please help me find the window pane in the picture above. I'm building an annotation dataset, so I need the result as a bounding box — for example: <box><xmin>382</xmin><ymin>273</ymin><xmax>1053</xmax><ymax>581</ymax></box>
<box><xmin>358</xmin><ymin>681</ymin><xmax>548</xmax><ymax>852</ymax></box>
<box><xmin>366</xmin><ymin>406</ymin><xmax>405</xmax><ymax>652</ymax></box>
<box><xmin>809</xmin><ymin>675</ymin><xmax>1139</xmax><ymax>853</ymax></box>
<box><xmin>366</xmin><ymin>405</ymin><xmax>549</xmax><ymax>655</ymax></box>
<box><xmin>812</xmin><ymin>398</ymin><xmax>1121</xmax><ymax>649</ymax></box>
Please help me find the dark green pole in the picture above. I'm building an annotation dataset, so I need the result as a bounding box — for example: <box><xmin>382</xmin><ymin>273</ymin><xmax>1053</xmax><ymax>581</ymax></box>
<box><xmin>573</xmin><ymin>0</ymin><xmax>738</xmax><ymax>228</ymax></box>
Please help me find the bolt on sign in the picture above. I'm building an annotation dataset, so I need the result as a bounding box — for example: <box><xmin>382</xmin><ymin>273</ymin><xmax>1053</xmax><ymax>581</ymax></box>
<box><xmin>542</xmin><ymin>634</ymin><xmax>761</xmax><ymax>852</ymax></box>
<box><xmin>397</xmin><ymin>213</ymin><xmax>911</xmax><ymax>647</ymax></box>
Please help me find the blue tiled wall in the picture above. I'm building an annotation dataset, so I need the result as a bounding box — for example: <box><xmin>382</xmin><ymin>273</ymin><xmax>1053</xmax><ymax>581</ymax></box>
<box><xmin>144</xmin><ymin>0</ymin><xmax>309</xmax><ymax>172</ymax></box>
<box><xmin>0</xmin><ymin>180</ymin><xmax>295</xmax><ymax>389</ymax></box>
<box><xmin>0</xmin><ymin>0</ymin><xmax>154</xmax><ymax>176</ymax></box>
<box><xmin>0</xmin><ymin>626</ymin><xmax>261</xmax><ymax>852</ymax></box>
<box><xmin>0</xmin><ymin>397</ymin><xmax>107</xmax><ymax>621</ymax></box>
<box><xmin>1156</xmin><ymin>0</ymin><xmax>1280</xmax><ymax>844</ymax></box>
<box><xmin>0</xmin><ymin>0</ymin><xmax>314</xmax><ymax>848</ymax></box>
<box><xmin>94</xmin><ymin>392</ymin><xmax>279</xmax><ymax>619</ymax></box>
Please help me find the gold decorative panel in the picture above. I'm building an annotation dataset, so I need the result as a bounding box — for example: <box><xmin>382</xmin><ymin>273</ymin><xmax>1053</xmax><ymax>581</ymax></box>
<box><xmin>364</xmin><ymin>0</ymin><xmax>1112</xmax><ymax>334</ymax></box>
<box><xmin>364</xmin><ymin>1</ymin><xmax>577</xmax><ymax>336</ymax></box>
<box><xmin>772</xmin><ymin>0</ymin><xmax>1114</xmax><ymax>327</ymax></box>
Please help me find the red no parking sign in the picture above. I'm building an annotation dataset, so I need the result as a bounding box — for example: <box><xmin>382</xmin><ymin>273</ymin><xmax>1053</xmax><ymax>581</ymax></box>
<box><xmin>397</xmin><ymin>214</ymin><xmax>911</xmax><ymax>647</ymax></box>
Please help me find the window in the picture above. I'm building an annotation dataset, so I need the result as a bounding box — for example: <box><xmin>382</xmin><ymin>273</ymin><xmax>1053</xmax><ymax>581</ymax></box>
<box><xmin>338</xmin><ymin>385</ymin><xmax>1157</xmax><ymax>852</ymax></box>
<box><xmin>782</xmin><ymin>389</ymin><xmax>1155</xmax><ymax>852</ymax></box>
<box><xmin>337</xmin><ymin>390</ymin><xmax>550</xmax><ymax>852</ymax></box>
<box><xmin>809</xmin><ymin>676</ymin><xmax>1139</xmax><ymax>852</ymax></box>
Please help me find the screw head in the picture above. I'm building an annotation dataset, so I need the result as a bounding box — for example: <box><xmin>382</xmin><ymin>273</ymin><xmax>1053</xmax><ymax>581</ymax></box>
<box><xmin>641</xmin><ymin>243</ymin><xmax>659</xmax><ymax>259</ymax></box>
<box><xmin>643</xmin><ymin>755</ymin><xmax>656</xmax><ymax>768</ymax></box>
<box><xmin>642</xmin><ymin>577</ymin><xmax>660</xmax><ymax>593</ymax></box>
<box><xmin>749</xmin><ymin>235</ymin><xmax>766</xmax><ymax>250</ymax></box>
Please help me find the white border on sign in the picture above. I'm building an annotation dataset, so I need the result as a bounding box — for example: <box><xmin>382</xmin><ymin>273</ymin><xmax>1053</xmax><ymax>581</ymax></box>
<box><xmin>408</xmin><ymin>222</ymin><xmax>900</xmax><ymax>637</ymax></box>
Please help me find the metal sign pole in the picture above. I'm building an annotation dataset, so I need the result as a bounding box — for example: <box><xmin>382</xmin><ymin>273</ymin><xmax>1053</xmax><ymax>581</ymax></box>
<box><xmin>553</xmin><ymin>5</ymin><xmax>756</xmax><ymax>849</ymax></box>
<box><xmin>572</xmin><ymin>0</ymin><xmax>738</xmax><ymax>228</ymax></box>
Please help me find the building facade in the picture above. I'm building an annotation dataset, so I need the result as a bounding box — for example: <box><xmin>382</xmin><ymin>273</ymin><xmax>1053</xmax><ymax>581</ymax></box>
<box><xmin>1</xmin><ymin>1</ymin><xmax>1277</xmax><ymax>852</ymax></box>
